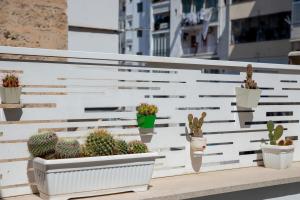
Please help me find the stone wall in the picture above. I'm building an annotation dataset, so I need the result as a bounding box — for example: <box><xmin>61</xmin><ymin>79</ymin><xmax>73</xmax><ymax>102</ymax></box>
<box><xmin>0</xmin><ymin>0</ymin><xmax>67</xmax><ymax>58</ymax></box>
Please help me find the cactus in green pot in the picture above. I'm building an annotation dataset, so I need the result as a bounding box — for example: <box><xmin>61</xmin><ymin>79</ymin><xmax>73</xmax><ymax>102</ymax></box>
<box><xmin>85</xmin><ymin>129</ymin><xmax>116</xmax><ymax>156</ymax></box>
<box><xmin>128</xmin><ymin>140</ymin><xmax>148</xmax><ymax>154</ymax></box>
<box><xmin>55</xmin><ymin>139</ymin><xmax>81</xmax><ymax>159</ymax></box>
<box><xmin>267</xmin><ymin>121</ymin><xmax>283</xmax><ymax>145</ymax></box>
<box><xmin>27</xmin><ymin>131</ymin><xmax>58</xmax><ymax>158</ymax></box>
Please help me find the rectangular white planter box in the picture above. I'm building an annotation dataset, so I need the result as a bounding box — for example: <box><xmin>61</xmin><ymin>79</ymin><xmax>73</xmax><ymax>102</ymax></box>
<box><xmin>0</xmin><ymin>86</ymin><xmax>22</xmax><ymax>104</ymax></box>
<box><xmin>33</xmin><ymin>152</ymin><xmax>159</xmax><ymax>200</ymax></box>
<box><xmin>235</xmin><ymin>87</ymin><xmax>261</xmax><ymax>108</ymax></box>
<box><xmin>261</xmin><ymin>144</ymin><xmax>294</xmax><ymax>169</ymax></box>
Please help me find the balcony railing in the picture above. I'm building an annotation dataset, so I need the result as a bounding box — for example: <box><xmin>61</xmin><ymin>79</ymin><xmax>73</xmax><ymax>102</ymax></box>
<box><xmin>182</xmin><ymin>45</ymin><xmax>217</xmax><ymax>57</ymax></box>
<box><xmin>1</xmin><ymin>46</ymin><xmax>300</xmax><ymax>198</ymax></box>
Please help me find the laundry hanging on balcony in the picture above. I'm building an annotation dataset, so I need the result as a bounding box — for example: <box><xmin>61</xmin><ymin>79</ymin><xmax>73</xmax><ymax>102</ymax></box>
<box><xmin>200</xmin><ymin>8</ymin><xmax>213</xmax><ymax>40</ymax></box>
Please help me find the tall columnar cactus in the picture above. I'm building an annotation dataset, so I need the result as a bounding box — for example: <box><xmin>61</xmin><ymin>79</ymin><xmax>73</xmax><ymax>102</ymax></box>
<box><xmin>55</xmin><ymin>139</ymin><xmax>81</xmax><ymax>159</ymax></box>
<box><xmin>27</xmin><ymin>132</ymin><xmax>58</xmax><ymax>157</ymax></box>
<box><xmin>267</xmin><ymin>121</ymin><xmax>283</xmax><ymax>145</ymax></box>
<box><xmin>242</xmin><ymin>64</ymin><xmax>258</xmax><ymax>89</ymax></box>
<box><xmin>128</xmin><ymin>140</ymin><xmax>148</xmax><ymax>154</ymax></box>
<box><xmin>187</xmin><ymin>112</ymin><xmax>206</xmax><ymax>137</ymax></box>
<box><xmin>114</xmin><ymin>139</ymin><xmax>128</xmax><ymax>155</ymax></box>
<box><xmin>85</xmin><ymin>129</ymin><xmax>116</xmax><ymax>156</ymax></box>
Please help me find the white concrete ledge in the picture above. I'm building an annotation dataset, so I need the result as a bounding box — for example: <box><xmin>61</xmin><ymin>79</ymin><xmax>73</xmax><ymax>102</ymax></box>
<box><xmin>4</xmin><ymin>162</ymin><xmax>300</xmax><ymax>200</ymax></box>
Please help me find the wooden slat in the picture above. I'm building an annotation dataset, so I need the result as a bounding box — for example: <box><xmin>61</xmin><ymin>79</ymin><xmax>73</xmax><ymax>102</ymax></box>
<box><xmin>0</xmin><ymin>103</ymin><xmax>56</xmax><ymax>108</ymax></box>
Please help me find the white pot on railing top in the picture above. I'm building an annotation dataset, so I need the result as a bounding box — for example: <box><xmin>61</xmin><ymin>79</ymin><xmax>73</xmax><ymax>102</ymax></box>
<box><xmin>235</xmin><ymin>87</ymin><xmax>261</xmax><ymax>108</ymax></box>
<box><xmin>190</xmin><ymin>137</ymin><xmax>207</xmax><ymax>155</ymax></box>
<box><xmin>0</xmin><ymin>86</ymin><xmax>22</xmax><ymax>104</ymax></box>
<box><xmin>261</xmin><ymin>144</ymin><xmax>294</xmax><ymax>169</ymax></box>
<box><xmin>33</xmin><ymin>152</ymin><xmax>159</xmax><ymax>200</ymax></box>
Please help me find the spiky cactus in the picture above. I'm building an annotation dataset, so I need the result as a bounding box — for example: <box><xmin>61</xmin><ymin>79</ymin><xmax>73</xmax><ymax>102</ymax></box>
<box><xmin>267</xmin><ymin>121</ymin><xmax>283</xmax><ymax>145</ymax></box>
<box><xmin>80</xmin><ymin>144</ymin><xmax>90</xmax><ymax>157</ymax></box>
<box><xmin>242</xmin><ymin>64</ymin><xmax>258</xmax><ymax>89</ymax></box>
<box><xmin>85</xmin><ymin>129</ymin><xmax>115</xmax><ymax>156</ymax></box>
<box><xmin>2</xmin><ymin>73</ymin><xmax>19</xmax><ymax>87</ymax></box>
<box><xmin>188</xmin><ymin>112</ymin><xmax>206</xmax><ymax>137</ymax></box>
<box><xmin>27</xmin><ymin>132</ymin><xmax>58</xmax><ymax>158</ymax></box>
<box><xmin>115</xmin><ymin>139</ymin><xmax>128</xmax><ymax>155</ymax></box>
<box><xmin>128</xmin><ymin>140</ymin><xmax>148</xmax><ymax>154</ymax></box>
<box><xmin>55</xmin><ymin>139</ymin><xmax>81</xmax><ymax>159</ymax></box>
<box><xmin>137</xmin><ymin>103</ymin><xmax>158</xmax><ymax>115</ymax></box>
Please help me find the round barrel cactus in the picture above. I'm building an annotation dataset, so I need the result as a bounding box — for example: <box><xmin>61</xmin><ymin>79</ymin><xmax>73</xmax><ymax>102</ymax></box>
<box><xmin>85</xmin><ymin>129</ymin><xmax>115</xmax><ymax>156</ymax></box>
<box><xmin>128</xmin><ymin>140</ymin><xmax>148</xmax><ymax>154</ymax></box>
<box><xmin>27</xmin><ymin>132</ymin><xmax>58</xmax><ymax>158</ymax></box>
<box><xmin>55</xmin><ymin>139</ymin><xmax>81</xmax><ymax>159</ymax></box>
<box><xmin>114</xmin><ymin>139</ymin><xmax>128</xmax><ymax>155</ymax></box>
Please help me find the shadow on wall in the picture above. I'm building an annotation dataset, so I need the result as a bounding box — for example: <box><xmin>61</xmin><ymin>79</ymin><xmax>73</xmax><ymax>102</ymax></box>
<box><xmin>187</xmin><ymin>182</ymin><xmax>300</xmax><ymax>200</ymax></box>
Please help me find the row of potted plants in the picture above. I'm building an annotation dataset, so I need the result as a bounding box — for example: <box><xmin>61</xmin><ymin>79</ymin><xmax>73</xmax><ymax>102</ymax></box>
<box><xmin>28</xmin><ymin>129</ymin><xmax>159</xmax><ymax>200</ymax></box>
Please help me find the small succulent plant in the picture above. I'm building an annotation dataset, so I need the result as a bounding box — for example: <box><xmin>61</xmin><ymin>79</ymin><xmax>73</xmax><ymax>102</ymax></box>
<box><xmin>241</xmin><ymin>64</ymin><xmax>258</xmax><ymax>89</ymax></box>
<box><xmin>187</xmin><ymin>112</ymin><xmax>206</xmax><ymax>137</ymax></box>
<box><xmin>128</xmin><ymin>140</ymin><xmax>148</xmax><ymax>154</ymax></box>
<box><xmin>85</xmin><ymin>129</ymin><xmax>116</xmax><ymax>156</ymax></box>
<box><xmin>267</xmin><ymin>121</ymin><xmax>293</xmax><ymax>146</ymax></box>
<box><xmin>55</xmin><ymin>139</ymin><xmax>81</xmax><ymax>159</ymax></box>
<box><xmin>27</xmin><ymin>132</ymin><xmax>58</xmax><ymax>158</ymax></box>
<box><xmin>2</xmin><ymin>73</ymin><xmax>19</xmax><ymax>87</ymax></box>
<box><xmin>137</xmin><ymin>103</ymin><xmax>158</xmax><ymax>115</ymax></box>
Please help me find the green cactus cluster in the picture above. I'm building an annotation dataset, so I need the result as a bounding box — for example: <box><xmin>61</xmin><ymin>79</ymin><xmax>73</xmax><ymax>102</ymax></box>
<box><xmin>187</xmin><ymin>112</ymin><xmax>206</xmax><ymax>137</ymax></box>
<box><xmin>267</xmin><ymin>121</ymin><xmax>293</xmax><ymax>146</ymax></box>
<box><xmin>85</xmin><ymin>129</ymin><xmax>116</xmax><ymax>156</ymax></box>
<box><xmin>27</xmin><ymin>131</ymin><xmax>58</xmax><ymax>158</ymax></box>
<box><xmin>55</xmin><ymin>139</ymin><xmax>81</xmax><ymax>159</ymax></box>
<box><xmin>27</xmin><ymin>129</ymin><xmax>149</xmax><ymax>160</ymax></box>
<box><xmin>128</xmin><ymin>140</ymin><xmax>148</xmax><ymax>154</ymax></box>
<box><xmin>267</xmin><ymin>120</ymin><xmax>283</xmax><ymax>145</ymax></box>
<box><xmin>137</xmin><ymin>103</ymin><xmax>158</xmax><ymax>115</ymax></box>
<box><xmin>115</xmin><ymin>139</ymin><xmax>128</xmax><ymax>155</ymax></box>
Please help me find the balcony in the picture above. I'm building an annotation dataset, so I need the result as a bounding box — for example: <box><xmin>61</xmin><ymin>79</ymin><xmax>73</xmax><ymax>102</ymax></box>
<box><xmin>182</xmin><ymin>45</ymin><xmax>217</xmax><ymax>58</ymax></box>
<box><xmin>1</xmin><ymin>46</ymin><xmax>300</xmax><ymax>200</ymax></box>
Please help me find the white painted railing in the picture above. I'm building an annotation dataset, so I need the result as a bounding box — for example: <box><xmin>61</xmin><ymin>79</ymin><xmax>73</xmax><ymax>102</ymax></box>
<box><xmin>0</xmin><ymin>46</ymin><xmax>300</xmax><ymax>198</ymax></box>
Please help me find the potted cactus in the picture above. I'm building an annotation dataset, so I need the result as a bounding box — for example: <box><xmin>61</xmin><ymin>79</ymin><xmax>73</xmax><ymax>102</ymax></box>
<box><xmin>29</xmin><ymin>129</ymin><xmax>159</xmax><ymax>200</ymax></box>
<box><xmin>261</xmin><ymin>121</ymin><xmax>294</xmax><ymax>169</ymax></box>
<box><xmin>235</xmin><ymin>64</ymin><xmax>261</xmax><ymax>108</ymax></box>
<box><xmin>187</xmin><ymin>112</ymin><xmax>207</xmax><ymax>155</ymax></box>
<box><xmin>136</xmin><ymin>103</ymin><xmax>158</xmax><ymax>133</ymax></box>
<box><xmin>0</xmin><ymin>73</ymin><xmax>22</xmax><ymax>104</ymax></box>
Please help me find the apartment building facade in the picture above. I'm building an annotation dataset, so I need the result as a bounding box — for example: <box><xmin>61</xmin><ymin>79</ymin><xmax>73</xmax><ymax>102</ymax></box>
<box><xmin>228</xmin><ymin>0</ymin><xmax>292</xmax><ymax>64</ymax></box>
<box><xmin>121</xmin><ymin>0</ymin><xmax>293</xmax><ymax>64</ymax></box>
<box><xmin>121</xmin><ymin>0</ymin><xmax>224</xmax><ymax>59</ymax></box>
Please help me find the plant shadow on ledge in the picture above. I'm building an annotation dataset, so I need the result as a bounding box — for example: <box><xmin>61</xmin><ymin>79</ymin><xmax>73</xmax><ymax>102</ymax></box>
<box><xmin>27</xmin><ymin>129</ymin><xmax>159</xmax><ymax>200</ymax></box>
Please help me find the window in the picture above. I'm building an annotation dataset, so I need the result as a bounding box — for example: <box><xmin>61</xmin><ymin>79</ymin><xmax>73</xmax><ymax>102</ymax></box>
<box><xmin>232</xmin><ymin>12</ymin><xmax>291</xmax><ymax>44</ymax></box>
<box><xmin>128</xmin><ymin>20</ymin><xmax>132</xmax><ymax>27</ymax></box>
<box><xmin>154</xmin><ymin>12</ymin><xmax>170</xmax><ymax>31</ymax></box>
<box><xmin>137</xmin><ymin>30</ymin><xmax>143</xmax><ymax>37</ymax></box>
<box><xmin>153</xmin><ymin>33</ymin><xmax>170</xmax><ymax>56</ymax></box>
<box><xmin>127</xmin><ymin>45</ymin><xmax>132</xmax><ymax>52</ymax></box>
<box><xmin>182</xmin><ymin>0</ymin><xmax>192</xmax><ymax>14</ymax></box>
<box><xmin>232</xmin><ymin>0</ymin><xmax>253</xmax><ymax>4</ymax></box>
<box><xmin>136</xmin><ymin>52</ymin><xmax>143</xmax><ymax>55</ymax></box>
<box><xmin>137</xmin><ymin>2</ymin><xmax>143</xmax><ymax>12</ymax></box>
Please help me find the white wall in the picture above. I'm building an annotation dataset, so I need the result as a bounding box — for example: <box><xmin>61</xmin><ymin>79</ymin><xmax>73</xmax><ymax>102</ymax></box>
<box><xmin>67</xmin><ymin>0</ymin><xmax>119</xmax><ymax>53</ymax></box>
<box><xmin>68</xmin><ymin>31</ymin><xmax>118</xmax><ymax>53</ymax></box>
<box><xmin>67</xmin><ymin>0</ymin><xmax>119</xmax><ymax>30</ymax></box>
